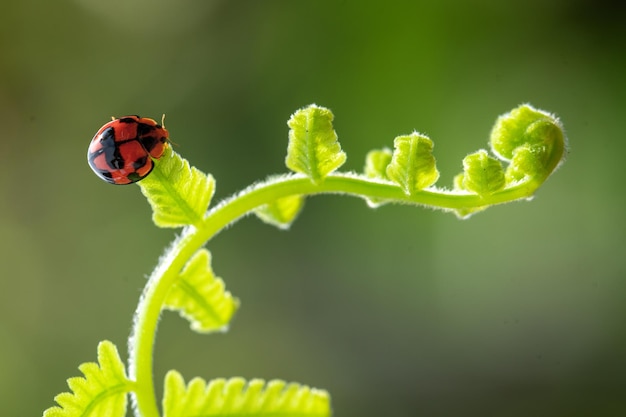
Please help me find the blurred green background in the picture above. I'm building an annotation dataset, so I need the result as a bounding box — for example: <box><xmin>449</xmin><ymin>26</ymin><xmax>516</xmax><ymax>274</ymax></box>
<box><xmin>1</xmin><ymin>1</ymin><xmax>625</xmax><ymax>416</ymax></box>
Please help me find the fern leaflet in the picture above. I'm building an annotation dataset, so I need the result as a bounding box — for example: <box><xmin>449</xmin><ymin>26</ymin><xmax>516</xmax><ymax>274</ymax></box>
<box><xmin>43</xmin><ymin>341</ymin><xmax>132</xmax><ymax>417</ymax></box>
<box><xmin>163</xmin><ymin>371</ymin><xmax>331</xmax><ymax>417</ymax></box>
<box><xmin>285</xmin><ymin>104</ymin><xmax>346</xmax><ymax>184</ymax></box>
<box><xmin>138</xmin><ymin>147</ymin><xmax>216</xmax><ymax>228</ymax></box>
<box><xmin>164</xmin><ymin>249</ymin><xmax>239</xmax><ymax>333</ymax></box>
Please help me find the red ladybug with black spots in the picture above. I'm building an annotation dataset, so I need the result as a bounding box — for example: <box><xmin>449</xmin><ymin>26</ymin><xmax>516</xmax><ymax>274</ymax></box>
<box><xmin>87</xmin><ymin>115</ymin><xmax>169</xmax><ymax>184</ymax></box>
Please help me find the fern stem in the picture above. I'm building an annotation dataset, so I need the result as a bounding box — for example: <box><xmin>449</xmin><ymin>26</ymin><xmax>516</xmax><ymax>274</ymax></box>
<box><xmin>127</xmin><ymin>171</ymin><xmax>542</xmax><ymax>417</ymax></box>
<box><xmin>128</xmin><ymin>231</ymin><xmax>207</xmax><ymax>417</ymax></box>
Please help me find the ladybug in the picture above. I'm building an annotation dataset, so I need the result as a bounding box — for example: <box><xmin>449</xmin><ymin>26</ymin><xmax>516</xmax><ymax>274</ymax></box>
<box><xmin>87</xmin><ymin>115</ymin><xmax>169</xmax><ymax>184</ymax></box>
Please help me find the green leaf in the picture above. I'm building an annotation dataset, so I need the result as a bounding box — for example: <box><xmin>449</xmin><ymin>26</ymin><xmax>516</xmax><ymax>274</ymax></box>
<box><xmin>43</xmin><ymin>341</ymin><xmax>131</xmax><ymax>417</ymax></box>
<box><xmin>490</xmin><ymin>104</ymin><xmax>567</xmax><ymax>179</ymax></box>
<box><xmin>451</xmin><ymin>173</ymin><xmax>487</xmax><ymax>219</ymax></box>
<box><xmin>254</xmin><ymin>195</ymin><xmax>305</xmax><ymax>230</ymax></box>
<box><xmin>286</xmin><ymin>104</ymin><xmax>346</xmax><ymax>184</ymax></box>
<box><xmin>362</xmin><ymin>148</ymin><xmax>393</xmax><ymax>207</ymax></box>
<box><xmin>164</xmin><ymin>249</ymin><xmax>239</xmax><ymax>333</ymax></box>
<box><xmin>163</xmin><ymin>371</ymin><xmax>331</xmax><ymax>417</ymax></box>
<box><xmin>460</xmin><ymin>150</ymin><xmax>505</xmax><ymax>196</ymax></box>
<box><xmin>505</xmin><ymin>143</ymin><xmax>548</xmax><ymax>182</ymax></box>
<box><xmin>364</xmin><ymin>148</ymin><xmax>392</xmax><ymax>180</ymax></box>
<box><xmin>138</xmin><ymin>146</ymin><xmax>216</xmax><ymax>228</ymax></box>
<box><xmin>386</xmin><ymin>132</ymin><xmax>439</xmax><ymax>195</ymax></box>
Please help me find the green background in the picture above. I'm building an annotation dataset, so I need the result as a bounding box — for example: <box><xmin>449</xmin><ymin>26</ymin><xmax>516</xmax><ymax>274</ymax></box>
<box><xmin>1</xmin><ymin>1</ymin><xmax>625</xmax><ymax>416</ymax></box>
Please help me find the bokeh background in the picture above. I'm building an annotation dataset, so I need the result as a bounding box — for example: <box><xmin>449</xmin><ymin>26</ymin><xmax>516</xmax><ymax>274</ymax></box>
<box><xmin>1</xmin><ymin>1</ymin><xmax>625</xmax><ymax>416</ymax></box>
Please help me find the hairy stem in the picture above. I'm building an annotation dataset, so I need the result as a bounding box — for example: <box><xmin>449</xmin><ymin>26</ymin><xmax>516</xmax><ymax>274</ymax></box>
<box><xmin>127</xmin><ymin>171</ymin><xmax>543</xmax><ymax>417</ymax></box>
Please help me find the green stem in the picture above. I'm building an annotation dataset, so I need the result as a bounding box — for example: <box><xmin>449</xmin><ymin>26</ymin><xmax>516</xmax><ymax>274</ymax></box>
<box><xmin>127</xmin><ymin>171</ymin><xmax>542</xmax><ymax>417</ymax></box>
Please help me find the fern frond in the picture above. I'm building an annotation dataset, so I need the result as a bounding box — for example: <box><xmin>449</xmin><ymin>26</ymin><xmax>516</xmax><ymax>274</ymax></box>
<box><xmin>386</xmin><ymin>132</ymin><xmax>439</xmax><ymax>194</ymax></box>
<box><xmin>362</xmin><ymin>148</ymin><xmax>393</xmax><ymax>207</ymax></box>
<box><xmin>286</xmin><ymin>104</ymin><xmax>346</xmax><ymax>184</ymax></box>
<box><xmin>364</xmin><ymin>148</ymin><xmax>392</xmax><ymax>180</ymax></box>
<box><xmin>254</xmin><ymin>195</ymin><xmax>305</xmax><ymax>230</ymax></box>
<box><xmin>43</xmin><ymin>341</ymin><xmax>132</xmax><ymax>417</ymax></box>
<box><xmin>163</xmin><ymin>371</ymin><xmax>331</xmax><ymax>417</ymax></box>
<box><xmin>138</xmin><ymin>147</ymin><xmax>216</xmax><ymax>228</ymax></box>
<box><xmin>164</xmin><ymin>249</ymin><xmax>239</xmax><ymax>333</ymax></box>
<box><xmin>459</xmin><ymin>150</ymin><xmax>505</xmax><ymax>196</ymax></box>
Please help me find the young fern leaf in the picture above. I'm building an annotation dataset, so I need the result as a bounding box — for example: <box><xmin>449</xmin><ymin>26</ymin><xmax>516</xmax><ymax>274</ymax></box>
<box><xmin>363</xmin><ymin>148</ymin><xmax>393</xmax><ymax>208</ymax></box>
<box><xmin>450</xmin><ymin>104</ymin><xmax>567</xmax><ymax>218</ymax></box>
<box><xmin>459</xmin><ymin>150</ymin><xmax>506</xmax><ymax>197</ymax></box>
<box><xmin>386</xmin><ymin>132</ymin><xmax>439</xmax><ymax>195</ymax></box>
<box><xmin>286</xmin><ymin>104</ymin><xmax>346</xmax><ymax>184</ymax></box>
<box><xmin>254</xmin><ymin>194</ymin><xmax>305</xmax><ymax>230</ymax></box>
<box><xmin>137</xmin><ymin>146</ymin><xmax>216</xmax><ymax>228</ymax></box>
<box><xmin>364</xmin><ymin>148</ymin><xmax>392</xmax><ymax>180</ymax></box>
<box><xmin>164</xmin><ymin>248</ymin><xmax>239</xmax><ymax>333</ymax></box>
<box><xmin>490</xmin><ymin>104</ymin><xmax>567</xmax><ymax>182</ymax></box>
<box><xmin>43</xmin><ymin>341</ymin><xmax>132</xmax><ymax>417</ymax></box>
<box><xmin>163</xmin><ymin>370</ymin><xmax>331</xmax><ymax>417</ymax></box>
<box><xmin>452</xmin><ymin>173</ymin><xmax>487</xmax><ymax>218</ymax></box>
<box><xmin>505</xmin><ymin>143</ymin><xmax>548</xmax><ymax>182</ymax></box>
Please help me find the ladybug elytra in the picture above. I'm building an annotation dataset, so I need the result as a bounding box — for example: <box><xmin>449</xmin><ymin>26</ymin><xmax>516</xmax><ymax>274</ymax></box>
<box><xmin>87</xmin><ymin>115</ymin><xmax>169</xmax><ymax>184</ymax></box>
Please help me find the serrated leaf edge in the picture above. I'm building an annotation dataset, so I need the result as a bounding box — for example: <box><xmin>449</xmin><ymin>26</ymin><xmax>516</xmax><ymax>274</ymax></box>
<box><xmin>43</xmin><ymin>341</ymin><xmax>132</xmax><ymax>417</ymax></box>
<box><xmin>139</xmin><ymin>147</ymin><xmax>216</xmax><ymax>228</ymax></box>
<box><xmin>286</xmin><ymin>104</ymin><xmax>346</xmax><ymax>184</ymax></box>
<box><xmin>163</xmin><ymin>370</ymin><xmax>331</xmax><ymax>417</ymax></box>
<box><xmin>386</xmin><ymin>133</ymin><xmax>439</xmax><ymax>195</ymax></box>
<box><xmin>164</xmin><ymin>249</ymin><xmax>239</xmax><ymax>333</ymax></box>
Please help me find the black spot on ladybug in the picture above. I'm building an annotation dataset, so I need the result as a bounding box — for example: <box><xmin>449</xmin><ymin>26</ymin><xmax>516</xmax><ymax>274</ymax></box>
<box><xmin>136</xmin><ymin>122</ymin><xmax>156</xmax><ymax>138</ymax></box>
<box><xmin>140</xmin><ymin>135</ymin><xmax>160</xmax><ymax>151</ymax></box>
<box><xmin>104</xmin><ymin>143</ymin><xmax>125</xmax><ymax>169</ymax></box>
<box><xmin>99</xmin><ymin>127</ymin><xmax>125</xmax><ymax>169</ymax></box>
<box><xmin>132</xmin><ymin>155</ymin><xmax>148</xmax><ymax>170</ymax></box>
<box><xmin>118</xmin><ymin>117</ymin><xmax>139</xmax><ymax>124</ymax></box>
<box><xmin>99</xmin><ymin>127</ymin><xmax>116</xmax><ymax>144</ymax></box>
<box><xmin>127</xmin><ymin>172</ymin><xmax>143</xmax><ymax>183</ymax></box>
